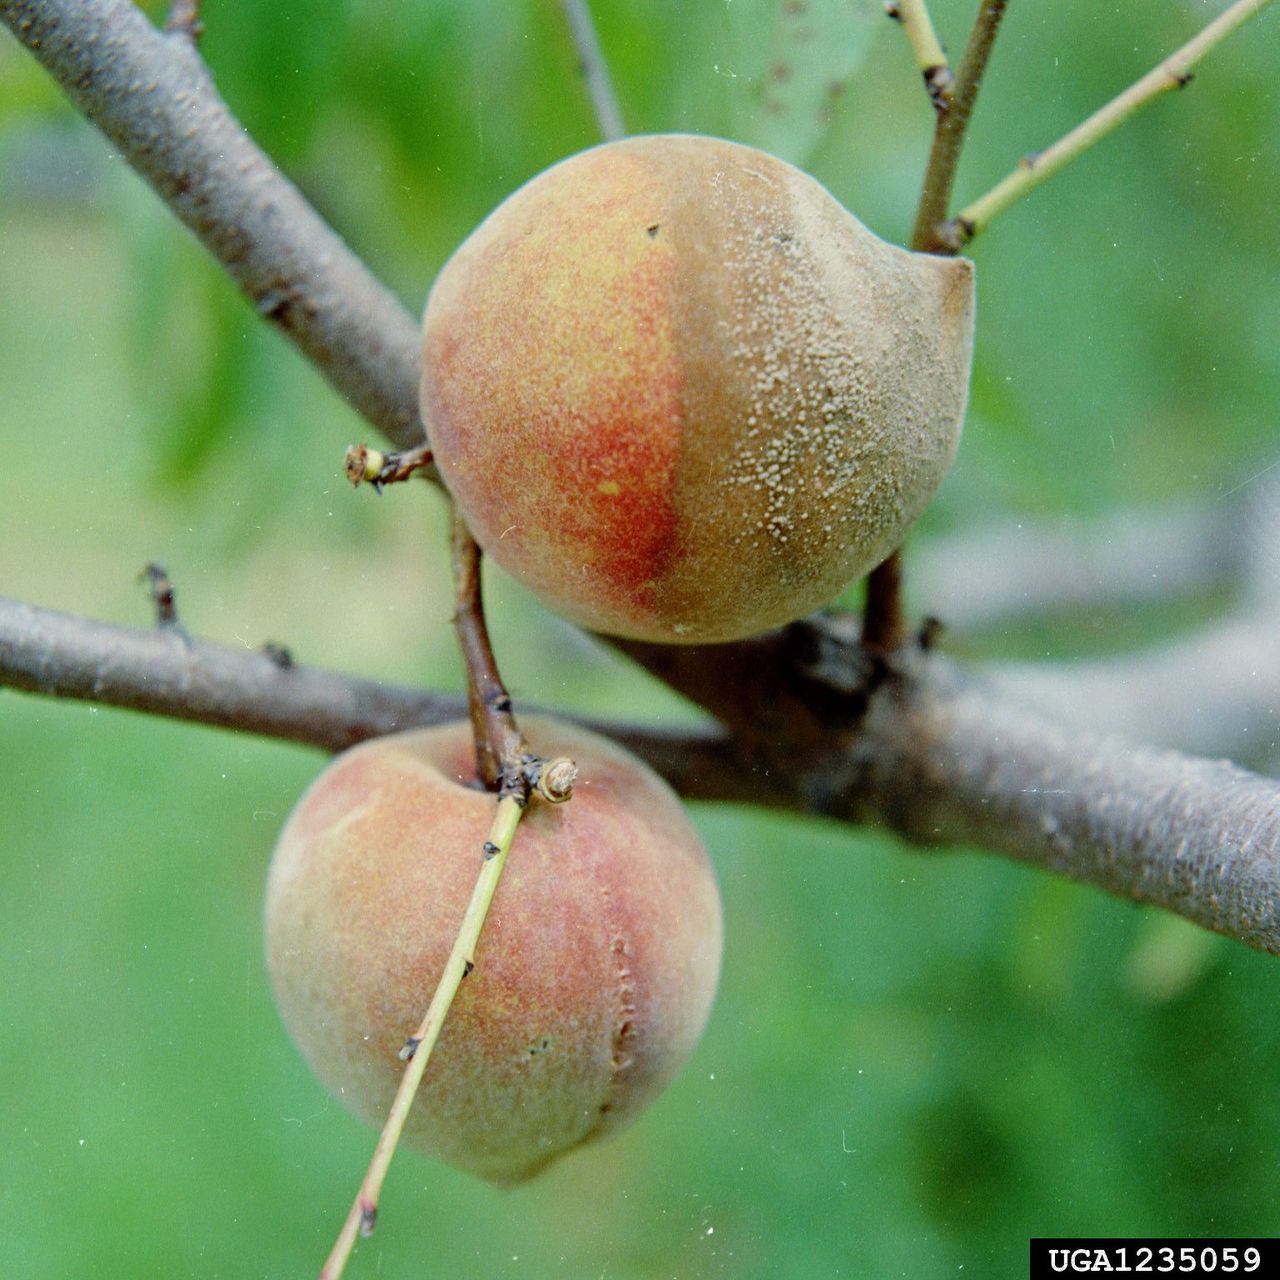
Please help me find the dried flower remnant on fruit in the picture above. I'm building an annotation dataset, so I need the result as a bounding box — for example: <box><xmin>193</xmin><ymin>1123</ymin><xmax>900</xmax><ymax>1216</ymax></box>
<box><xmin>532</xmin><ymin>755</ymin><xmax>578</xmax><ymax>804</ymax></box>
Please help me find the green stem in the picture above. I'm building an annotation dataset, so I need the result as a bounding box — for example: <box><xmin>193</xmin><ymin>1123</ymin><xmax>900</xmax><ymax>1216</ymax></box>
<box><xmin>945</xmin><ymin>0</ymin><xmax>1274</xmax><ymax>250</ymax></box>
<box><xmin>318</xmin><ymin>794</ymin><xmax>526</xmax><ymax>1280</ymax></box>
<box><xmin>890</xmin><ymin>0</ymin><xmax>954</xmax><ymax>110</ymax></box>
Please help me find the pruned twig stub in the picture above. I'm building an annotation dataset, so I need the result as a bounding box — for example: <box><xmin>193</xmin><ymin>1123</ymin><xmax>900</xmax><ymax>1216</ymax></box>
<box><xmin>139</xmin><ymin>562</ymin><xmax>181</xmax><ymax>629</ymax></box>
<box><xmin>163</xmin><ymin>0</ymin><xmax>202</xmax><ymax>43</ymax></box>
<box><xmin>344</xmin><ymin>441</ymin><xmax>434</xmax><ymax>492</ymax></box>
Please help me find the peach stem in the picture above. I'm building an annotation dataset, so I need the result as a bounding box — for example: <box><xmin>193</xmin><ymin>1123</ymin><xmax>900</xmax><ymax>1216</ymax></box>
<box><xmin>318</xmin><ymin>793</ymin><xmax>526</xmax><ymax>1280</ymax></box>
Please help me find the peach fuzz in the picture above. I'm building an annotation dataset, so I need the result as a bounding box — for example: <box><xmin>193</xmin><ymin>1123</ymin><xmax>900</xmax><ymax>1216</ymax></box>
<box><xmin>264</xmin><ymin>717</ymin><xmax>723</xmax><ymax>1186</ymax></box>
<box><xmin>421</xmin><ymin>133</ymin><xmax>974</xmax><ymax>643</ymax></box>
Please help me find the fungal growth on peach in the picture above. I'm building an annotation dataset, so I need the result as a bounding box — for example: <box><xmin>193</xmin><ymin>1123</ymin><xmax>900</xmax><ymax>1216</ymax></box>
<box><xmin>421</xmin><ymin>133</ymin><xmax>975</xmax><ymax>644</ymax></box>
<box><xmin>265</xmin><ymin>717</ymin><xmax>723</xmax><ymax>1186</ymax></box>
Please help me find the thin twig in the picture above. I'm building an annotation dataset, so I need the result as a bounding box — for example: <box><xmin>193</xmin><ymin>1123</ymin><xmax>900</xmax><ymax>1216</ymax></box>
<box><xmin>941</xmin><ymin>0</ymin><xmax>1275</xmax><ymax>250</ymax></box>
<box><xmin>163</xmin><ymin>0</ymin><xmax>201</xmax><ymax>43</ymax></box>
<box><xmin>558</xmin><ymin>0</ymin><xmax>625</xmax><ymax>141</ymax></box>
<box><xmin>319</xmin><ymin>794</ymin><xmax>527</xmax><ymax>1280</ymax></box>
<box><xmin>320</xmin><ymin>502</ymin><xmax>575</xmax><ymax>1273</ymax></box>
<box><xmin>450</xmin><ymin>510</ymin><xmax>528</xmax><ymax>790</ymax></box>
<box><xmin>886</xmin><ymin>0</ymin><xmax>954</xmax><ymax>111</ymax></box>
<box><xmin>909</xmin><ymin>0</ymin><xmax>1010</xmax><ymax>252</ymax></box>
<box><xmin>861</xmin><ymin>550</ymin><xmax>905</xmax><ymax>652</ymax></box>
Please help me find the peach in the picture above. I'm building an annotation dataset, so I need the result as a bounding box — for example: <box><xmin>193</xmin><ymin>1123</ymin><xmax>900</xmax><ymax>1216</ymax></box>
<box><xmin>421</xmin><ymin>133</ymin><xmax>974</xmax><ymax>643</ymax></box>
<box><xmin>264</xmin><ymin>717</ymin><xmax>722</xmax><ymax>1186</ymax></box>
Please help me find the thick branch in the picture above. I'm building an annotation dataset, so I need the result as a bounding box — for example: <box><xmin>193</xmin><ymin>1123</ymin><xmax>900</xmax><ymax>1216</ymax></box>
<box><xmin>6</xmin><ymin>594</ymin><xmax>1278</xmax><ymax>954</ymax></box>
<box><xmin>621</xmin><ymin>617</ymin><xmax>1280</xmax><ymax>955</ymax></box>
<box><xmin>0</xmin><ymin>596</ymin><xmax>460</xmax><ymax>751</ymax></box>
<box><xmin>849</xmin><ymin>654</ymin><xmax>1280</xmax><ymax>956</ymax></box>
<box><xmin>0</xmin><ymin>0</ymin><xmax>428</xmax><ymax>450</ymax></box>
<box><xmin>0</xmin><ymin>596</ymin><xmax>749</xmax><ymax>801</ymax></box>
<box><xmin>991</xmin><ymin>610</ymin><xmax>1280</xmax><ymax>770</ymax></box>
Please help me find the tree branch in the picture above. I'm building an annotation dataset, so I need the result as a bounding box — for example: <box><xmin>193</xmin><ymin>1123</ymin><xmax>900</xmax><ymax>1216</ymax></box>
<box><xmin>847</xmin><ymin>651</ymin><xmax>1280</xmax><ymax>957</ymax></box>
<box><xmin>991</xmin><ymin>609</ymin><xmax>1280</xmax><ymax>771</ymax></box>
<box><xmin>0</xmin><ymin>595</ymin><xmax>750</xmax><ymax>802</ymax></box>
<box><xmin>162</xmin><ymin>0</ymin><xmax>201</xmax><ymax>44</ymax></box>
<box><xmin>6</xmin><ymin>593</ymin><xmax>1278</xmax><ymax>955</ymax></box>
<box><xmin>861</xmin><ymin>1</ymin><xmax>1010</xmax><ymax>650</ymax></box>
<box><xmin>886</xmin><ymin>0</ymin><xmax>953</xmax><ymax>111</ymax></box>
<box><xmin>913</xmin><ymin>499</ymin><xmax>1244</xmax><ymax>632</ymax></box>
<box><xmin>449</xmin><ymin>510</ymin><xmax>530</xmax><ymax>793</ymax></box>
<box><xmin>0</xmin><ymin>0</ymin><xmax>428</xmax><ymax>451</ymax></box>
<box><xmin>0</xmin><ymin>595</ymin><xmax>459</xmax><ymax>752</ymax></box>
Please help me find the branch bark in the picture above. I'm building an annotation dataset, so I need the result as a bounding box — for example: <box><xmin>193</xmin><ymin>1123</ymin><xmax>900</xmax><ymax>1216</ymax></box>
<box><xmin>847</xmin><ymin>652</ymin><xmax>1280</xmax><ymax>957</ymax></box>
<box><xmin>0</xmin><ymin>596</ymin><xmax>750</xmax><ymax>803</ymax></box>
<box><xmin>558</xmin><ymin>0</ymin><xmax>625</xmax><ymax>142</ymax></box>
<box><xmin>991</xmin><ymin>609</ymin><xmax>1280</xmax><ymax>770</ymax></box>
<box><xmin>910</xmin><ymin>0</ymin><xmax>1009</xmax><ymax>253</ymax></box>
<box><xmin>5</xmin><ymin>595</ymin><xmax>1278</xmax><ymax>955</ymax></box>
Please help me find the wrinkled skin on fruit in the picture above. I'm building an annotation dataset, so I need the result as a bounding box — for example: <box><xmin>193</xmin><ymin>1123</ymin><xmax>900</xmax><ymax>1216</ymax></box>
<box><xmin>421</xmin><ymin>133</ymin><xmax>974</xmax><ymax>643</ymax></box>
<box><xmin>264</xmin><ymin>717</ymin><xmax>722</xmax><ymax>1187</ymax></box>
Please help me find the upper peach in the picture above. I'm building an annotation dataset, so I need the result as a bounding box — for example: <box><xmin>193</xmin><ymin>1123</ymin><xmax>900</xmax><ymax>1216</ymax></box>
<box><xmin>422</xmin><ymin>134</ymin><xmax>974</xmax><ymax>643</ymax></box>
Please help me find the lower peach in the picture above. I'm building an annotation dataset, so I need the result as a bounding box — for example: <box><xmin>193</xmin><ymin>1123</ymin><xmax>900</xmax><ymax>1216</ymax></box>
<box><xmin>264</xmin><ymin>716</ymin><xmax>723</xmax><ymax>1185</ymax></box>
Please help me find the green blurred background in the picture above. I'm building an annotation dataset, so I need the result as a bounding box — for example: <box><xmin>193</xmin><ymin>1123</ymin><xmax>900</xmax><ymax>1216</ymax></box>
<box><xmin>2</xmin><ymin>1</ymin><xmax>1278</xmax><ymax>1275</ymax></box>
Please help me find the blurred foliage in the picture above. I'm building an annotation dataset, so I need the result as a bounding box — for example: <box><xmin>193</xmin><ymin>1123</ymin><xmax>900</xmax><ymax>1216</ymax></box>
<box><xmin>1</xmin><ymin>0</ymin><xmax>1278</xmax><ymax>1276</ymax></box>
